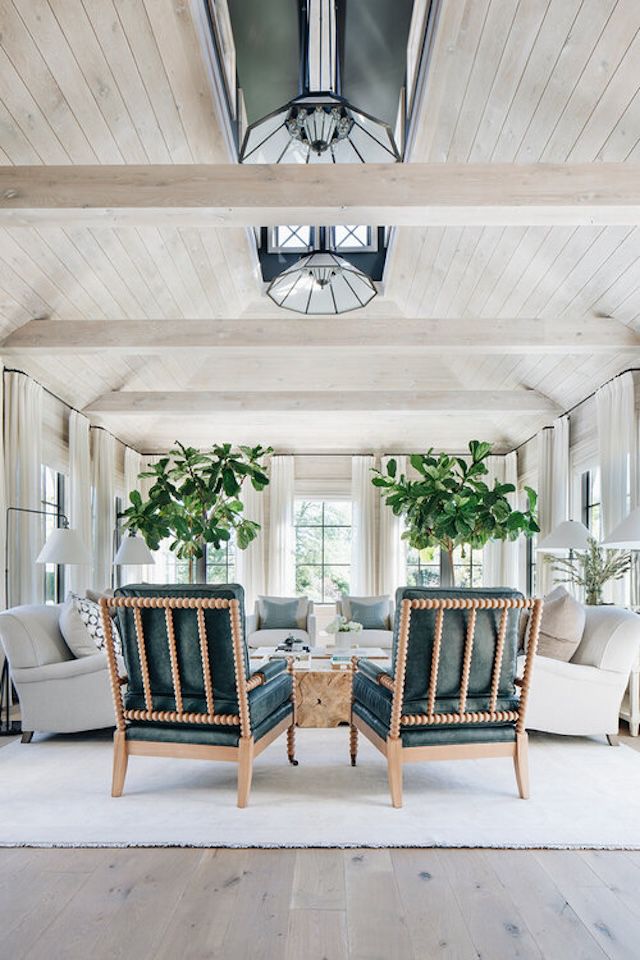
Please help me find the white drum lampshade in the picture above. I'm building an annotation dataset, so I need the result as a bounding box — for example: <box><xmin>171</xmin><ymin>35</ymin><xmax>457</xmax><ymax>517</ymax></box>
<box><xmin>114</xmin><ymin>534</ymin><xmax>154</xmax><ymax>566</ymax></box>
<box><xmin>35</xmin><ymin>527</ymin><xmax>91</xmax><ymax>565</ymax></box>
<box><xmin>536</xmin><ymin>520</ymin><xmax>591</xmax><ymax>554</ymax></box>
<box><xmin>600</xmin><ymin>507</ymin><xmax>640</xmax><ymax>548</ymax></box>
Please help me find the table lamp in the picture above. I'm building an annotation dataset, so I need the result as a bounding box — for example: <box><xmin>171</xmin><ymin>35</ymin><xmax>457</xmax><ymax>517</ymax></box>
<box><xmin>536</xmin><ymin>519</ymin><xmax>591</xmax><ymax>554</ymax></box>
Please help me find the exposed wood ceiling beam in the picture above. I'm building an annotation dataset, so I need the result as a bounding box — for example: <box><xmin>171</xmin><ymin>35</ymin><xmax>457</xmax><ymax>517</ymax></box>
<box><xmin>3</xmin><ymin>316</ymin><xmax>637</xmax><ymax>355</ymax></box>
<box><xmin>84</xmin><ymin>390</ymin><xmax>559</xmax><ymax>415</ymax></box>
<box><xmin>1</xmin><ymin>164</ymin><xmax>639</xmax><ymax>227</ymax></box>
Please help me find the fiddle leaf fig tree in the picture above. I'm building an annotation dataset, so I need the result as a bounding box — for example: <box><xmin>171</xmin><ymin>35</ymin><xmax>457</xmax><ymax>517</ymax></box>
<box><xmin>372</xmin><ymin>440</ymin><xmax>539</xmax><ymax>586</ymax></box>
<box><xmin>120</xmin><ymin>442</ymin><xmax>272</xmax><ymax>582</ymax></box>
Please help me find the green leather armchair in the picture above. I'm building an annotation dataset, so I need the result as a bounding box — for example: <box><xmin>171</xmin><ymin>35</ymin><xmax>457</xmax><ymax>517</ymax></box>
<box><xmin>100</xmin><ymin>583</ymin><xmax>297</xmax><ymax>808</ymax></box>
<box><xmin>350</xmin><ymin>587</ymin><xmax>542</xmax><ymax>808</ymax></box>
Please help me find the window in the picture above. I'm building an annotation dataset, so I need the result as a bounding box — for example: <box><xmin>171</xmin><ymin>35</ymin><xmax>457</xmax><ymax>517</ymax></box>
<box><xmin>526</xmin><ymin>535</ymin><xmax>537</xmax><ymax>597</ymax></box>
<box><xmin>406</xmin><ymin>544</ymin><xmax>483</xmax><ymax>588</ymax></box>
<box><xmin>406</xmin><ymin>544</ymin><xmax>440</xmax><ymax>587</ymax></box>
<box><xmin>150</xmin><ymin>538</ymin><xmax>235</xmax><ymax>585</ymax></box>
<box><xmin>269</xmin><ymin>225</ymin><xmax>313</xmax><ymax>253</ymax></box>
<box><xmin>206</xmin><ymin>539</ymin><xmax>236</xmax><ymax>584</ymax></box>
<box><xmin>332</xmin><ymin>225</ymin><xmax>376</xmax><ymax>252</ymax></box>
<box><xmin>581</xmin><ymin>469</ymin><xmax>601</xmax><ymax>540</ymax></box>
<box><xmin>295</xmin><ymin>499</ymin><xmax>351</xmax><ymax>603</ymax></box>
<box><xmin>41</xmin><ymin>466</ymin><xmax>66</xmax><ymax>604</ymax></box>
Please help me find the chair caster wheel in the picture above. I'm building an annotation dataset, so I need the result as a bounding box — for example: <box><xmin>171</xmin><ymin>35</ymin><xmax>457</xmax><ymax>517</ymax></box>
<box><xmin>289</xmin><ymin>757</ymin><xmax>299</xmax><ymax>766</ymax></box>
<box><xmin>351</xmin><ymin>757</ymin><xmax>357</xmax><ymax>767</ymax></box>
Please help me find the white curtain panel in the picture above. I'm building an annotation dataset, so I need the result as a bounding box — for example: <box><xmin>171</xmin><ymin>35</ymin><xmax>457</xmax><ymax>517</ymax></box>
<box><xmin>536</xmin><ymin>426</ymin><xmax>555</xmax><ymax>596</ymax></box>
<box><xmin>0</xmin><ymin>365</ymin><xmax>5</xmax><ymax>610</ymax></box>
<box><xmin>551</xmin><ymin>415</ymin><xmax>570</xmax><ymax>528</ymax></box>
<box><xmin>378</xmin><ymin>454</ymin><xmax>406</xmax><ymax>597</ymax></box>
<box><xmin>4</xmin><ymin>372</ymin><xmax>43</xmax><ymax>607</ymax></box>
<box><xmin>597</xmin><ymin>372</ymin><xmax>637</xmax><ymax>604</ymax></box>
<box><xmin>67</xmin><ymin>411</ymin><xmax>92</xmax><ymax>597</ymax></box>
<box><xmin>351</xmin><ymin>455</ymin><xmax>378</xmax><ymax>595</ymax></box>
<box><xmin>91</xmin><ymin>429</ymin><xmax>115</xmax><ymax>592</ymax></box>
<box><xmin>484</xmin><ymin>453</ymin><xmax>519</xmax><ymax>589</ymax></box>
<box><xmin>597</xmin><ymin>372</ymin><xmax>637</xmax><ymax>536</ymax></box>
<box><xmin>267</xmin><ymin>455</ymin><xmax>295</xmax><ymax>596</ymax></box>
<box><xmin>235</xmin><ymin>478</ymin><xmax>266</xmax><ymax>607</ymax></box>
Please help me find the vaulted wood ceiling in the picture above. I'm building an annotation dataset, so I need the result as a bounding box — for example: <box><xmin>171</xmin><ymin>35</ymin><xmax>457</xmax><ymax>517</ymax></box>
<box><xmin>0</xmin><ymin>0</ymin><xmax>639</xmax><ymax>454</ymax></box>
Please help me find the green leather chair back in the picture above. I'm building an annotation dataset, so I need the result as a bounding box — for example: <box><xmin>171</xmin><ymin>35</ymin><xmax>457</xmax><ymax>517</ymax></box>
<box><xmin>115</xmin><ymin>583</ymin><xmax>248</xmax><ymax>719</ymax></box>
<box><xmin>393</xmin><ymin>586</ymin><xmax>524</xmax><ymax>715</ymax></box>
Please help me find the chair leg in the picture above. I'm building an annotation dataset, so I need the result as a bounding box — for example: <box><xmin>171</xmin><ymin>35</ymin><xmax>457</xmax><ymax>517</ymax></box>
<box><xmin>514</xmin><ymin>732</ymin><xmax>530</xmax><ymax>799</ymax></box>
<box><xmin>606</xmin><ymin>734</ymin><xmax>620</xmax><ymax>746</ymax></box>
<box><xmin>21</xmin><ymin>731</ymin><xmax>33</xmax><ymax>744</ymax></box>
<box><xmin>350</xmin><ymin>721</ymin><xmax>358</xmax><ymax>766</ymax></box>
<box><xmin>111</xmin><ymin>729</ymin><xmax>129</xmax><ymax>798</ymax></box>
<box><xmin>237</xmin><ymin>737</ymin><xmax>255</xmax><ymax>808</ymax></box>
<box><xmin>287</xmin><ymin>720</ymin><xmax>298</xmax><ymax>766</ymax></box>
<box><xmin>386</xmin><ymin>737</ymin><xmax>403</xmax><ymax>808</ymax></box>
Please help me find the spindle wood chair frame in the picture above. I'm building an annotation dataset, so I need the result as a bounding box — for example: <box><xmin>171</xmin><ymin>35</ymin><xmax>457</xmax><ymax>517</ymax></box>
<box><xmin>100</xmin><ymin>596</ymin><xmax>297</xmax><ymax>808</ymax></box>
<box><xmin>350</xmin><ymin>596</ymin><xmax>543</xmax><ymax>808</ymax></box>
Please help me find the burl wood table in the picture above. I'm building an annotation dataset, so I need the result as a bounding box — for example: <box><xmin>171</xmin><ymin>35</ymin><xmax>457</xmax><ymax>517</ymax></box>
<box><xmin>295</xmin><ymin>665</ymin><xmax>354</xmax><ymax>728</ymax></box>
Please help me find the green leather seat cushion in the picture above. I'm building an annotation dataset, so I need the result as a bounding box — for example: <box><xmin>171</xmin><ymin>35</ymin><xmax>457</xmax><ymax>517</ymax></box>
<box><xmin>353</xmin><ymin>672</ymin><xmax>519</xmax><ymax>729</ymax></box>
<box><xmin>125</xmin><ymin>699</ymin><xmax>293</xmax><ymax>748</ymax></box>
<box><xmin>352</xmin><ymin>700</ymin><xmax>517</xmax><ymax>747</ymax></box>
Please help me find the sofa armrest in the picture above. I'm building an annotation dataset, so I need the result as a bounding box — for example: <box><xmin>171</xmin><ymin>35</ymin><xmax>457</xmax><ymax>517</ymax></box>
<box><xmin>245</xmin><ymin>612</ymin><xmax>258</xmax><ymax>636</ymax></box>
<box><xmin>307</xmin><ymin>613</ymin><xmax>318</xmax><ymax>645</ymax></box>
<box><xmin>251</xmin><ymin>658</ymin><xmax>289</xmax><ymax>685</ymax></box>
<box><xmin>357</xmin><ymin>658</ymin><xmax>394</xmax><ymax>686</ymax></box>
<box><xmin>12</xmin><ymin>652</ymin><xmax>109</xmax><ymax>684</ymax></box>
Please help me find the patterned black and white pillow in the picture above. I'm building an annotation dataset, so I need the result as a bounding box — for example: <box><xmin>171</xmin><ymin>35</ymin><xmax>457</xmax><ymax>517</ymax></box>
<box><xmin>71</xmin><ymin>594</ymin><xmax>122</xmax><ymax>657</ymax></box>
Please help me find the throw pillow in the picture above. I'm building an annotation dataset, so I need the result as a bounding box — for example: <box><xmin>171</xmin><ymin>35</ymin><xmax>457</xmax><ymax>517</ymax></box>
<box><xmin>59</xmin><ymin>593</ymin><xmax>122</xmax><ymax>657</ymax></box>
<box><xmin>342</xmin><ymin>595</ymin><xmax>390</xmax><ymax>630</ymax></box>
<box><xmin>258</xmin><ymin>596</ymin><xmax>308</xmax><ymax>630</ymax></box>
<box><xmin>537</xmin><ymin>586</ymin><xmax>585</xmax><ymax>661</ymax></box>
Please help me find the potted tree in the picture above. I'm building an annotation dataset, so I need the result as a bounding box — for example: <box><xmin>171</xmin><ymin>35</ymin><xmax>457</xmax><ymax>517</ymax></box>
<box><xmin>120</xmin><ymin>442</ymin><xmax>272</xmax><ymax>583</ymax></box>
<box><xmin>372</xmin><ymin>440</ymin><xmax>539</xmax><ymax>587</ymax></box>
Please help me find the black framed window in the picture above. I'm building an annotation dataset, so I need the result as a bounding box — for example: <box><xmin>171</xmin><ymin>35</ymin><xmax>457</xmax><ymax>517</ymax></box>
<box><xmin>268</xmin><ymin>225</ymin><xmax>314</xmax><ymax>253</ymax></box>
<box><xmin>295</xmin><ymin>499</ymin><xmax>351</xmax><ymax>603</ymax></box>
<box><xmin>406</xmin><ymin>544</ymin><xmax>483</xmax><ymax>587</ymax></box>
<box><xmin>41</xmin><ymin>465</ymin><xmax>66</xmax><ymax>604</ymax></box>
<box><xmin>581</xmin><ymin>469</ymin><xmax>601</xmax><ymax>540</ymax></box>
<box><xmin>331</xmin><ymin>225</ymin><xmax>377</xmax><ymax>252</ymax></box>
<box><xmin>206</xmin><ymin>539</ymin><xmax>236</xmax><ymax>584</ymax></box>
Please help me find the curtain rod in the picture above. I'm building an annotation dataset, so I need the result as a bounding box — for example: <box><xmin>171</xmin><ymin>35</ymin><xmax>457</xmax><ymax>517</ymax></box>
<box><xmin>3</xmin><ymin>367</ymin><xmax>141</xmax><ymax>457</ymax></box>
<box><xmin>511</xmin><ymin>366</ymin><xmax>640</xmax><ymax>456</ymax></box>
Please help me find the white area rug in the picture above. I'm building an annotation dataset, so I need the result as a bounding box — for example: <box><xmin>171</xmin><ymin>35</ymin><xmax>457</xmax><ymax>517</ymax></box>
<box><xmin>1</xmin><ymin>729</ymin><xmax>639</xmax><ymax>848</ymax></box>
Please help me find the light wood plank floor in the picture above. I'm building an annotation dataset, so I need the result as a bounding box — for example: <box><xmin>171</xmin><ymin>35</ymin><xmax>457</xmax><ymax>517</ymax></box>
<box><xmin>0</xmin><ymin>725</ymin><xmax>638</xmax><ymax>959</ymax></box>
<box><xmin>2</xmin><ymin>847</ymin><xmax>640</xmax><ymax>959</ymax></box>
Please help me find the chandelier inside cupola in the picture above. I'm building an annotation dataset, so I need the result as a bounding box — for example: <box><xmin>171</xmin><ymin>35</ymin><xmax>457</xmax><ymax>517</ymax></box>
<box><xmin>239</xmin><ymin>0</ymin><xmax>400</xmax><ymax>164</ymax></box>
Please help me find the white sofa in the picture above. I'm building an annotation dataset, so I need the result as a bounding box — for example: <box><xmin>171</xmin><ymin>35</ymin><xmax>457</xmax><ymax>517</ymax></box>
<box><xmin>335</xmin><ymin>597</ymin><xmax>394</xmax><ymax>650</ymax></box>
<box><xmin>245</xmin><ymin>600</ymin><xmax>317</xmax><ymax>649</ymax></box>
<box><xmin>0</xmin><ymin>604</ymin><xmax>116</xmax><ymax>740</ymax></box>
<box><xmin>523</xmin><ymin>603</ymin><xmax>640</xmax><ymax>743</ymax></box>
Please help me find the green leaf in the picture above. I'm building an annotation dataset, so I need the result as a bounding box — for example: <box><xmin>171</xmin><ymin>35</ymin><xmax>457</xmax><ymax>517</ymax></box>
<box><xmin>386</xmin><ymin>458</ymin><xmax>397</xmax><ymax>478</ymax></box>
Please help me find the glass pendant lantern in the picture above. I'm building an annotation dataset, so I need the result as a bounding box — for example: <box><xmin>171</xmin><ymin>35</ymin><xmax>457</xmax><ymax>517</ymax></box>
<box><xmin>240</xmin><ymin>0</ymin><xmax>400</xmax><ymax>165</ymax></box>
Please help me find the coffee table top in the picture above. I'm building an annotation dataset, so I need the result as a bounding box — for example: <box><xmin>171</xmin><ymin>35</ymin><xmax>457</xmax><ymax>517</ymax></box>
<box><xmin>249</xmin><ymin>646</ymin><xmax>390</xmax><ymax>672</ymax></box>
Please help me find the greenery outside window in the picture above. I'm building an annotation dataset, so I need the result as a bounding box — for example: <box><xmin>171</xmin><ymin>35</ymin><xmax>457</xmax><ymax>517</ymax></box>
<box><xmin>151</xmin><ymin>539</ymin><xmax>235</xmax><ymax>585</ymax></box>
<box><xmin>406</xmin><ymin>544</ymin><xmax>483</xmax><ymax>588</ymax></box>
<box><xmin>42</xmin><ymin>465</ymin><xmax>66</xmax><ymax>604</ymax></box>
<box><xmin>295</xmin><ymin>499</ymin><xmax>351</xmax><ymax>603</ymax></box>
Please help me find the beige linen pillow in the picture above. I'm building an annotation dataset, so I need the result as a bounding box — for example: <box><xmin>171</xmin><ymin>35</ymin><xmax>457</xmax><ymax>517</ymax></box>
<box><xmin>537</xmin><ymin>586</ymin><xmax>585</xmax><ymax>661</ymax></box>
